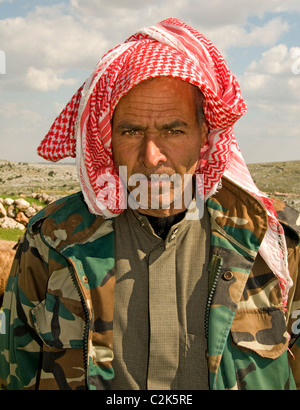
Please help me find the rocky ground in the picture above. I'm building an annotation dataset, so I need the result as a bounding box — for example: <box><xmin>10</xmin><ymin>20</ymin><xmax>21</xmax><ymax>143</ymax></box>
<box><xmin>0</xmin><ymin>158</ymin><xmax>299</xmax><ymax>211</ymax></box>
<box><xmin>247</xmin><ymin>160</ymin><xmax>300</xmax><ymax>212</ymax></box>
<box><xmin>0</xmin><ymin>159</ymin><xmax>80</xmax><ymax>196</ymax></box>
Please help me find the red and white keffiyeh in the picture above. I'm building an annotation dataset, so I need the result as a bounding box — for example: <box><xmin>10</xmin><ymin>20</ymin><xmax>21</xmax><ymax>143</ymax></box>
<box><xmin>37</xmin><ymin>18</ymin><xmax>292</xmax><ymax>305</ymax></box>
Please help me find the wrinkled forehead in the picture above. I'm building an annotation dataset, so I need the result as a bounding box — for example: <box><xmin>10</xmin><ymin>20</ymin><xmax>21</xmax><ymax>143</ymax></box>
<box><xmin>110</xmin><ymin>40</ymin><xmax>209</xmax><ymax>116</ymax></box>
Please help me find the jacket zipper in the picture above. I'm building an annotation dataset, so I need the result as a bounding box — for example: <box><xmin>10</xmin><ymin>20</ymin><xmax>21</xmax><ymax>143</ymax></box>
<box><xmin>68</xmin><ymin>260</ymin><xmax>90</xmax><ymax>386</ymax></box>
<box><xmin>205</xmin><ymin>255</ymin><xmax>223</xmax><ymax>339</ymax></box>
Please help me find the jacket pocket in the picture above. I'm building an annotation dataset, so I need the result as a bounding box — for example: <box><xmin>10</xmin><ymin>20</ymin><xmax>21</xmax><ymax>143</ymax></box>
<box><xmin>230</xmin><ymin>307</ymin><xmax>289</xmax><ymax>359</ymax></box>
<box><xmin>31</xmin><ymin>292</ymin><xmax>85</xmax><ymax>349</ymax></box>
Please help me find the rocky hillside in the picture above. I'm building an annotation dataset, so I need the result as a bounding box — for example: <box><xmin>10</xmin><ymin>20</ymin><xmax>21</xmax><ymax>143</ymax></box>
<box><xmin>0</xmin><ymin>159</ymin><xmax>80</xmax><ymax>196</ymax></box>
<box><xmin>0</xmin><ymin>159</ymin><xmax>299</xmax><ymax>211</ymax></box>
<box><xmin>247</xmin><ymin>160</ymin><xmax>300</xmax><ymax>212</ymax></box>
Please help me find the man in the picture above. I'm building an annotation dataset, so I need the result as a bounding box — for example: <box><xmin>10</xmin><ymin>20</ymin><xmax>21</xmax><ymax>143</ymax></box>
<box><xmin>1</xmin><ymin>18</ymin><xmax>300</xmax><ymax>390</ymax></box>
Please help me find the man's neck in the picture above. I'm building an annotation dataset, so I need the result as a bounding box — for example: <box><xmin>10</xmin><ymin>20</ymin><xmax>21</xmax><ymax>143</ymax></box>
<box><xmin>143</xmin><ymin>211</ymin><xmax>186</xmax><ymax>240</ymax></box>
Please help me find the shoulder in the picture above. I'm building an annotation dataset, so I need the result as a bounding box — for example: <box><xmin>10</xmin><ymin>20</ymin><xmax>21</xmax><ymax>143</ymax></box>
<box><xmin>28</xmin><ymin>191</ymin><xmax>108</xmax><ymax>250</ymax></box>
<box><xmin>28</xmin><ymin>191</ymin><xmax>91</xmax><ymax>227</ymax></box>
<box><xmin>209</xmin><ymin>177</ymin><xmax>300</xmax><ymax>246</ymax></box>
<box><xmin>208</xmin><ymin>177</ymin><xmax>269</xmax><ymax>243</ymax></box>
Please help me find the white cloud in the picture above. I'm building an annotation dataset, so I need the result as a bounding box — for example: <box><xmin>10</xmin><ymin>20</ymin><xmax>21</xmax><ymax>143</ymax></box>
<box><xmin>239</xmin><ymin>45</ymin><xmax>300</xmax><ymax>103</ymax></box>
<box><xmin>0</xmin><ymin>4</ymin><xmax>109</xmax><ymax>91</ymax></box>
<box><xmin>67</xmin><ymin>0</ymin><xmax>293</xmax><ymax>57</ymax></box>
<box><xmin>245</xmin><ymin>18</ymin><xmax>290</xmax><ymax>47</ymax></box>
<box><xmin>67</xmin><ymin>2</ymin><xmax>292</xmax><ymax>66</ymax></box>
<box><xmin>240</xmin><ymin>72</ymin><xmax>270</xmax><ymax>91</ymax></box>
<box><xmin>25</xmin><ymin>67</ymin><xmax>78</xmax><ymax>91</ymax></box>
<box><xmin>70</xmin><ymin>0</ymin><xmax>300</xmax><ymax>29</ymax></box>
<box><xmin>235</xmin><ymin>43</ymin><xmax>300</xmax><ymax>163</ymax></box>
<box><xmin>201</xmin><ymin>18</ymin><xmax>289</xmax><ymax>57</ymax></box>
<box><xmin>248</xmin><ymin>44</ymin><xmax>293</xmax><ymax>75</ymax></box>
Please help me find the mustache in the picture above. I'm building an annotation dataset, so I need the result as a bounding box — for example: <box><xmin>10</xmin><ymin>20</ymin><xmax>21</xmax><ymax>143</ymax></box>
<box><xmin>130</xmin><ymin>168</ymin><xmax>176</xmax><ymax>180</ymax></box>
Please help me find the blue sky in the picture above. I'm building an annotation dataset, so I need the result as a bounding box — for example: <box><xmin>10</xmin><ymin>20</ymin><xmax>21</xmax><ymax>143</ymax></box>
<box><xmin>0</xmin><ymin>0</ymin><xmax>300</xmax><ymax>164</ymax></box>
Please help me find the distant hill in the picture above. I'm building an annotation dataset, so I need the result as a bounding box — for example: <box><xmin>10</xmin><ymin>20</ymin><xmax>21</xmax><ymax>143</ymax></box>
<box><xmin>247</xmin><ymin>160</ymin><xmax>300</xmax><ymax>211</ymax></box>
<box><xmin>0</xmin><ymin>159</ymin><xmax>299</xmax><ymax>211</ymax></box>
<box><xmin>0</xmin><ymin>159</ymin><xmax>79</xmax><ymax>197</ymax></box>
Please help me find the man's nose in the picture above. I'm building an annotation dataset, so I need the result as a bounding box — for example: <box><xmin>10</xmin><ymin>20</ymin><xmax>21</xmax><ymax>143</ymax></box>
<box><xmin>138</xmin><ymin>138</ymin><xmax>167</xmax><ymax>168</ymax></box>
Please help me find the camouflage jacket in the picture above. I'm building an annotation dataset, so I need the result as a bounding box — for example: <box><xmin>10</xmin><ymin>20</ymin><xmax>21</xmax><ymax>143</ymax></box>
<box><xmin>1</xmin><ymin>177</ymin><xmax>300</xmax><ymax>390</ymax></box>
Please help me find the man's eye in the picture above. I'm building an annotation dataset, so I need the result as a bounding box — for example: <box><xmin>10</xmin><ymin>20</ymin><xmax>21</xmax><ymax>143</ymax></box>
<box><xmin>123</xmin><ymin>130</ymin><xmax>142</xmax><ymax>136</ymax></box>
<box><xmin>167</xmin><ymin>129</ymin><xmax>184</xmax><ymax>135</ymax></box>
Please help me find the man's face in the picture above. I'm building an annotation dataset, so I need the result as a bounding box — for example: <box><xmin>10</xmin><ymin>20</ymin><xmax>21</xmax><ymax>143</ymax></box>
<box><xmin>111</xmin><ymin>77</ymin><xmax>208</xmax><ymax>217</ymax></box>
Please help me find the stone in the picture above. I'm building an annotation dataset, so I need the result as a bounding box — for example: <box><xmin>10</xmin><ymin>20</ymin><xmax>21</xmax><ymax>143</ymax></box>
<box><xmin>14</xmin><ymin>198</ymin><xmax>30</xmax><ymax>211</ymax></box>
<box><xmin>45</xmin><ymin>195</ymin><xmax>55</xmax><ymax>204</ymax></box>
<box><xmin>0</xmin><ymin>216</ymin><xmax>25</xmax><ymax>230</ymax></box>
<box><xmin>0</xmin><ymin>194</ymin><xmax>51</xmax><ymax>230</ymax></box>
<box><xmin>31</xmin><ymin>203</ymin><xmax>43</xmax><ymax>212</ymax></box>
<box><xmin>25</xmin><ymin>206</ymin><xmax>36</xmax><ymax>218</ymax></box>
<box><xmin>15</xmin><ymin>211</ymin><xmax>29</xmax><ymax>225</ymax></box>
<box><xmin>0</xmin><ymin>203</ymin><xmax>7</xmax><ymax>218</ymax></box>
<box><xmin>40</xmin><ymin>193</ymin><xmax>50</xmax><ymax>203</ymax></box>
<box><xmin>7</xmin><ymin>205</ymin><xmax>16</xmax><ymax>218</ymax></box>
<box><xmin>3</xmin><ymin>198</ymin><xmax>14</xmax><ymax>206</ymax></box>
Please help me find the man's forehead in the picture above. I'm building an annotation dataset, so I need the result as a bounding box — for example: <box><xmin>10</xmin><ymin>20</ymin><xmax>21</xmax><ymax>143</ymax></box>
<box><xmin>113</xmin><ymin>77</ymin><xmax>198</xmax><ymax>111</ymax></box>
<box><xmin>111</xmin><ymin>76</ymin><xmax>203</xmax><ymax>128</ymax></box>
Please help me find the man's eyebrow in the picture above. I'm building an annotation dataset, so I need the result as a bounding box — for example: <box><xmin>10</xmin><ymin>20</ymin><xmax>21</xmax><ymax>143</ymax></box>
<box><xmin>115</xmin><ymin>120</ymin><xmax>189</xmax><ymax>131</ymax></box>
<box><xmin>159</xmin><ymin>120</ymin><xmax>189</xmax><ymax>130</ymax></box>
<box><xmin>115</xmin><ymin>121</ymin><xmax>146</xmax><ymax>131</ymax></box>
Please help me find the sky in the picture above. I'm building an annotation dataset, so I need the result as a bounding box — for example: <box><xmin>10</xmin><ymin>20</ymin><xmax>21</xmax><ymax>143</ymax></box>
<box><xmin>0</xmin><ymin>0</ymin><xmax>299</xmax><ymax>165</ymax></box>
